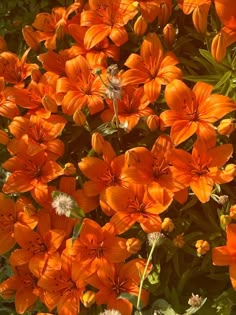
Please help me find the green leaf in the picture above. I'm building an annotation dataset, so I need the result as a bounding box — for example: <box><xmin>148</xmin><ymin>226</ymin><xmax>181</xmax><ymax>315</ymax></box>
<box><xmin>118</xmin><ymin>293</ymin><xmax>144</xmax><ymax>309</ymax></box>
<box><xmin>72</xmin><ymin>219</ymin><xmax>83</xmax><ymax>244</ymax></box>
<box><xmin>199</xmin><ymin>49</ymin><xmax>228</xmax><ymax>72</ymax></box>
<box><xmin>213</xmin><ymin>71</ymin><xmax>232</xmax><ymax>90</ymax></box>
<box><xmin>151</xmin><ymin>299</ymin><xmax>177</xmax><ymax>315</ymax></box>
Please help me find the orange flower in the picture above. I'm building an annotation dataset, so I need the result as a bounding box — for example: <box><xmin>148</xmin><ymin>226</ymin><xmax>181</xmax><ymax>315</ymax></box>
<box><xmin>211</xmin><ymin>27</ymin><xmax>236</xmax><ymax>63</ymax></box>
<box><xmin>0</xmin><ymin>49</ymin><xmax>38</xmax><ymax>88</ymax></box>
<box><xmin>167</xmin><ymin>140</ymin><xmax>234</xmax><ymax>203</ymax></box>
<box><xmin>212</xmin><ymin>224</ymin><xmax>236</xmax><ymax>289</ymax></box>
<box><xmin>56</xmin><ymin>55</ymin><xmax>105</xmax><ymax>115</ymax></box>
<box><xmin>88</xmin><ymin>259</ymin><xmax>150</xmax><ymax>315</ymax></box>
<box><xmin>137</xmin><ymin>0</ymin><xmax>172</xmax><ymax>23</ymax></box>
<box><xmin>66</xmin><ymin>218</ymin><xmax>133</xmax><ymax>278</ymax></box>
<box><xmin>23</xmin><ymin>3</ymin><xmax>81</xmax><ymax>50</ymax></box>
<box><xmin>68</xmin><ymin>23</ymin><xmax>120</xmax><ymax>67</ymax></box>
<box><xmin>214</xmin><ymin>0</ymin><xmax>236</xmax><ymax>30</ymax></box>
<box><xmin>9</xmin><ymin>220</ymin><xmax>66</xmax><ymax>278</ymax></box>
<box><xmin>80</xmin><ymin>0</ymin><xmax>138</xmax><ymax>49</ymax></box>
<box><xmin>7</xmin><ymin>114</ymin><xmax>66</xmax><ymax>160</ymax></box>
<box><xmin>121</xmin><ymin>33</ymin><xmax>182</xmax><ymax>102</ymax></box>
<box><xmin>179</xmin><ymin>0</ymin><xmax>211</xmax><ymax>33</ymax></box>
<box><xmin>38</xmin><ymin>249</ymin><xmax>85</xmax><ymax>315</ymax></box>
<box><xmin>160</xmin><ymin>79</ymin><xmax>236</xmax><ymax>146</ymax></box>
<box><xmin>0</xmin><ymin>77</ymin><xmax>19</xmax><ymax>119</ymax></box>
<box><xmin>123</xmin><ymin>134</ymin><xmax>183</xmax><ymax>194</ymax></box>
<box><xmin>0</xmin><ymin>193</ymin><xmax>38</xmax><ymax>255</ymax></box>
<box><xmin>0</xmin><ymin>264</ymin><xmax>40</xmax><ymax>314</ymax></box>
<box><xmin>101</xmin><ymin>86</ymin><xmax>153</xmax><ymax>131</ymax></box>
<box><xmin>104</xmin><ymin>184</ymin><xmax>171</xmax><ymax>234</ymax></box>
<box><xmin>2</xmin><ymin>152</ymin><xmax>63</xmax><ymax>201</ymax></box>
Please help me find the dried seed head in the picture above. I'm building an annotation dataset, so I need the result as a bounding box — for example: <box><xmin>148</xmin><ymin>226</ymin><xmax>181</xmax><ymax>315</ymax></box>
<box><xmin>51</xmin><ymin>193</ymin><xmax>74</xmax><ymax>217</ymax></box>
<box><xmin>105</xmin><ymin>76</ymin><xmax>122</xmax><ymax>101</ymax></box>
<box><xmin>188</xmin><ymin>293</ymin><xmax>203</xmax><ymax>307</ymax></box>
<box><xmin>147</xmin><ymin>232</ymin><xmax>165</xmax><ymax>247</ymax></box>
<box><xmin>107</xmin><ymin>64</ymin><xmax>119</xmax><ymax>76</ymax></box>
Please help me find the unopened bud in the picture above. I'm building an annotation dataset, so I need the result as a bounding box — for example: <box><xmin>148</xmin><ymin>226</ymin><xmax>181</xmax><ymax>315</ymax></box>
<box><xmin>134</xmin><ymin>16</ymin><xmax>148</xmax><ymax>36</ymax></box>
<box><xmin>163</xmin><ymin>23</ymin><xmax>176</xmax><ymax>47</ymax></box>
<box><xmin>162</xmin><ymin>217</ymin><xmax>175</xmax><ymax>232</ymax></box>
<box><xmin>73</xmin><ymin>110</ymin><xmax>86</xmax><ymax>126</ymax></box>
<box><xmin>229</xmin><ymin>205</ymin><xmax>236</xmax><ymax>219</ymax></box>
<box><xmin>146</xmin><ymin>115</ymin><xmax>159</xmax><ymax>131</ymax></box>
<box><xmin>158</xmin><ymin>2</ymin><xmax>170</xmax><ymax>27</ymax></box>
<box><xmin>188</xmin><ymin>293</ymin><xmax>203</xmax><ymax>307</ymax></box>
<box><xmin>211</xmin><ymin>32</ymin><xmax>227</xmax><ymax>63</ymax></box>
<box><xmin>217</xmin><ymin>118</ymin><xmax>235</xmax><ymax>135</ymax></box>
<box><xmin>220</xmin><ymin>214</ymin><xmax>232</xmax><ymax>229</ymax></box>
<box><xmin>195</xmin><ymin>239</ymin><xmax>210</xmax><ymax>256</ymax></box>
<box><xmin>42</xmin><ymin>95</ymin><xmax>58</xmax><ymax>113</ymax></box>
<box><xmin>81</xmin><ymin>290</ymin><xmax>96</xmax><ymax>308</ymax></box>
<box><xmin>173</xmin><ymin>234</ymin><xmax>185</xmax><ymax>248</ymax></box>
<box><xmin>91</xmin><ymin>132</ymin><xmax>105</xmax><ymax>154</ymax></box>
<box><xmin>192</xmin><ymin>4</ymin><xmax>209</xmax><ymax>33</ymax></box>
<box><xmin>224</xmin><ymin>164</ymin><xmax>236</xmax><ymax>177</ymax></box>
<box><xmin>31</xmin><ymin>69</ymin><xmax>42</xmax><ymax>82</ymax></box>
<box><xmin>126</xmin><ymin>238</ymin><xmax>141</xmax><ymax>254</ymax></box>
<box><xmin>0</xmin><ymin>130</ymin><xmax>9</xmax><ymax>145</ymax></box>
<box><xmin>64</xmin><ymin>163</ymin><xmax>76</xmax><ymax>175</ymax></box>
<box><xmin>56</xmin><ymin>24</ymin><xmax>65</xmax><ymax>40</ymax></box>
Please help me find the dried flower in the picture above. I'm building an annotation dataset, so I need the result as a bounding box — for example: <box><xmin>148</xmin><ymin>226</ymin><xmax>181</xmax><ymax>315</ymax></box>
<box><xmin>147</xmin><ymin>232</ymin><xmax>165</xmax><ymax>247</ymax></box>
<box><xmin>173</xmin><ymin>234</ymin><xmax>185</xmax><ymax>248</ymax></box>
<box><xmin>105</xmin><ymin>76</ymin><xmax>122</xmax><ymax>101</ymax></box>
<box><xmin>99</xmin><ymin>310</ymin><xmax>121</xmax><ymax>315</ymax></box>
<box><xmin>218</xmin><ymin>195</ymin><xmax>229</xmax><ymax>205</ymax></box>
<box><xmin>107</xmin><ymin>64</ymin><xmax>119</xmax><ymax>76</ymax></box>
<box><xmin>51</xmin><ymin>192</ymin><xmax>74</xmax><ymax>217</ymax></box>
<box><xmin>188</xmin><ymin>293</ymin><xmax>203</xmax><ymax>307</ymax></box>
<box><xmin>195</xmin><ymin>240</ymin><xmax>210</xmax><ymax>256</ymax></box>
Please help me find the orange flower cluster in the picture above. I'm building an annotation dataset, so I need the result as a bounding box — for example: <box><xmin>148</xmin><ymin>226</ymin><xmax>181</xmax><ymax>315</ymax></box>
<box><xmin>0</xmin><ymin>0</ymin><xmax>236</xmax><ymax>314</ymax></box>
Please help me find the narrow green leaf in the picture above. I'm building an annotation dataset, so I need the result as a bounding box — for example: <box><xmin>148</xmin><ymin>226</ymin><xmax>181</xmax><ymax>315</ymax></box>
<box><xmin>72</xmin><ymin>219</ymin><xmax>83</xmax><ymax>244</ymax></box>
<box><xmin>213</xmin><ymin>71</ymin><xmax>232</xmax><ymax>90</ymax></box>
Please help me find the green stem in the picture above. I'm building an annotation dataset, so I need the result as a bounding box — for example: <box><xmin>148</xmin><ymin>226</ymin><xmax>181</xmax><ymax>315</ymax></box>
<box><xmin>136</xmin><ymin>240</ymin><xmax>156</xmax><ymax>311</ymax></box>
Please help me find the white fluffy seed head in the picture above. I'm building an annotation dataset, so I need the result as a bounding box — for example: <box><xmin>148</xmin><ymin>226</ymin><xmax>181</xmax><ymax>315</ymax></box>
<box><xmin>51</xmin><ymin>193</ymin><xmax>74</xmax><ymax>217</ymax></box>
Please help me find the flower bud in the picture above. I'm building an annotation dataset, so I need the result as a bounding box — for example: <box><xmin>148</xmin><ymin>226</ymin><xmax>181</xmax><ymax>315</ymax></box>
<box><xmin>0</xmin><ymin>36</ymin><xmax>7</xmax><ymax>52</ymax></box>
<box><xmin>195</xmin><ymin>239</ymin><xmax>210</xmax><ymax>256</ymax></box>
<box><xmin>42</xmin><ymin>95</ymin><xmax>58</xmax><ymax>113</ymax></box>
<box><xmin>31</xmin><ymin>69</ymin><xmax>42</xmax><ymax>83</ymax></box>
<box><xmin>73</xmin><ymin>110</ymin><xmax>86</xmax><ymax>126</ymax></box>
<box><xmin>91</xmin><ymin>132</ymin><xmax>105</xmax><ymax>154</ymax></box>
<box><xmin>173</xmin><ymin>234</ymin><xmax>185</xmax><ymax>248</ymax></box>
<box><xmin>188</xmin><ymin>293</ymin><xmax>203</xmax><ymax>307</ymax></box>
<box><xmin>126</xmin><ymin>238</ymin><xmax>141</xmax><ymax>254</ymax></box>
<box><xmin>229</xmin><ymin>205</ymin><xmax>236</xmax><ymax>219</ymax></box>
<box><xmin>158</xmin><ymin>2</ymin><xmax>170</xmax><ymax>27</ymax></box>
<box><xmin>224</xmin><ymin>164</ymin><xmax>236</xmax><ymax>177</ymax></box>
<box><xmin>163</xmin><ymin>23</ymin><xmax>176</xmax><ymax>47</ymax></box>
<box><xmin>81</xmin><ymin>290</ymin><xmax>96</xmax><ymax>308</ymax></box>
<box><xmin>134</xmin><ymin>16</ymin><xmax>148</xmax><ymax>36</ymax></box>
<box><xmin>217</xmin><ymin>118</ymin><xmax>235</xmax><ymax>135</ymax></box>
<box><xmin>211</xmin><ymin>32</ymin><xmax>227</xmax><ymax>63</ymax></box>
<box><xmin>162</xmin><ymin>217</ymin><xmax>175</xmax><ymax>232</ymax></box>
<box><xmin>220</xmin><ymin>214</ymin><xmax>232</xmax><ymax>229</ymax></box>
<box><xmin>146</xmin><ymin>114</ymin><xmax>159</xmax><ymax>131</ymax></box>
<box><xmin>125</xmin><ymin>149</ymin><xmax>140</xmax><ymax>167</ymax></box>
<box><xmin>64</xmin><ymin>163</ymin><xmax>76</xmax><ymax>175</ymax></box>
<box><xmin>0</xmin><ymin>130</ymin><xmax>9</xmax><ymax>145</ymax></box>
<box><xmin>192</xmin><ymin>4</ymin><xmax>210</xmax><ymax>33</ymax></box>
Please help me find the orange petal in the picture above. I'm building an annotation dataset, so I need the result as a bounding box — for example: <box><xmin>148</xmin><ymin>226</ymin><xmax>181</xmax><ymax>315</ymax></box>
<box><xmin>170</xmin><ymin>120</ymin><xmax>198</xmax><ymax>146</ymax></box>
<box><xmin>212</xmin><ymin>246</ymin><xmax>231</xmax><ymax>266</ymax></box>
<box><xmin>190</xmin><ymin>176</ymin><xmax>213</xmax><ymax>203</ymax></box>
<box><xmin>84</xmin><ymin>25</ymin><xmax>111</xmax><ymax>50</ymax></box>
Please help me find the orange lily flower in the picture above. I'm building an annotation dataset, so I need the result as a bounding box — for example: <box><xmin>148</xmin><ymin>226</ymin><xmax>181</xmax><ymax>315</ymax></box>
<box><xmin>38</xmin><ymin>249</ymin><xmax>85</xmax><ymax>315</ymax></box>
<box><xmin>101</xmin><ymin>86</ymin><xmax>153</xmax><ymax>132</ymax></box>
<box><xmin>0</xmin><ymin>264</ymin><xmax>40</xmax><ymax>314</ymax></box>
<box><xmin>56</xmin><ymin>55</ymin><xmax>105</xmax><ymax>115</ymax></box>
<box><xmin>103</xmin><ymin>183</ymin><xmax>172</xmax><ymax>234</ymax></box>
<box><xmin>214</xmin><ymin>0</ymin><xmax>236</xmax><ymax>31</ymax></box>
<box><xmin>66</xmin><ymin>218</ymin><xmax>133</xmax><ymax>278</ymax></box>
<box><xmin>38</xmin><ymin>51</ymin><xmax>68</xmax><ymax>75</ymax></box>
<box><xmin>212</xmin><ymin>224</ymin><xmax>236</xmax><ymax>289</ymax></box>
<box><xmin>9</xmin><ymin>220</ymin><xmax>66</xmax><ymax>278</ymax></box>
<box><xmin>7</xmin><ymin>114</ymin><xmax>66</xmax><ymax>160</ymax></box>
<box><xmin>123</xmin><ymin>134</ymin><xmax>184</xmax><ymax>194</ymax></box>
<box><xmin>80</xmin><ymin>0</ymin><xmax>138</xmax><ymax>49</ymax></box>
<box><xmin>0</xmin><ymin>193</ymin><xmax>38</xmax><ymax>255</ymax></box>
<box><xmin>68</xmin><ymin>23</ymin><xmax>120</xmax><ymax>67</ymax></box>
<box><xmin>0</xmin><ymin>49</ymin><xmax>38</xmax><ymax>88</ymax></box>
<box><xmin>178</xmin><ymin>0</ymin><xmax>211</xmax><ymax>33</ymax></box>
<box><xmin>0</xmin><ymin>77</ymin><xmax>19</xmax><ymax>119</ymax></box>
<box><xmin>121</xmin><ymin>33</ymin><xmax>182</xmax><ymax>102</ymax></box>
<box><xmin>23</xmin><ymin>3</ymin><xmax>81</xmax><ymax>50</ymax></box>
<box><xmin>160</xmin><ymin>79</ymin><xmax>236</xmax><ymax>146</ymax></box>
<box><xmin>88</xmin><ymin>259</ymin><xmax>151</xmax><ymax>315</ymax></box>
<box><xmin>2</xmin><ymin>151</ymin><xmax>63</xmax><ymax>202</ymax></box>
<box><xmin>167</xmin><ymin>140</ymin><xmax>234</xmax><ymax>203</ymax></box>
<box><xmin>137</xmin><ymin>0</ymin><xmax>172</xmax><ymax>23</ymax></box>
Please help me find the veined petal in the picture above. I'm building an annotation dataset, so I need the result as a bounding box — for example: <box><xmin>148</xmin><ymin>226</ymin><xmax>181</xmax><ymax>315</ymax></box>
<box><xmin>160</xmin><ymin>110</ymin><xmax>183</xmax><ymax>126</ymax></box>
<box><xmin>124</xmin><ymin>53</ymin><xmax>146</xmax><ymax>70</ymax></box>
<box><xmin>196</xmin><ymin>121</ymin><xmax>216</xmax><ymax>148</ymax></box>
<box><xmin>192</xmin><ymin>81</ymin><xmax>213</xmax><ymax>104</ymax></box>
<box><xmin>3</xmin><ymin>172</ymin><xmax>35</xmax><ymax>194</ymax></box>
<box><xmin>229</xmin><ymin>264</ymin><xmax>236</xmax><ymax>290</ymax></box>
<box><xmin>9</xmin><ymin>249</ymin><xmax>33</xmax><ymax>266</ymax></box>
<box><xmin>140</xmin><ymin>33</ymin><xmax>163</xmax><ymax>70</ymax></box>
<box><xmin>207</xmin><ymin>143</ymin><xmax>233</xmax><ymax>167</ymax></box>
<box><xmin>110</xmin><ymin>25</ymin><xmax>128</xmax><ymax>46</ymax></box>
<box><xmin>110</xmin><ymin>212</ymin><xmax>135</xmax><ymax>234</ymax></box>
<box><xmin>190</xmin><ymin>176</ymin><xmax>213</xmax><ymax>203</ymax></box>
<box><xmin>144</xmin><ymin>79</ymin><xmax>161</xmax><ymax>103</ymax></box>
<box><xmin>15</xmin><ymin>287</ymin><xmax>37</xmax><ymax>314</ymax></box>
<box><xmin>121</xmin><ymin>69</ymin><xmax>149</xmax><ymax>86</ymax></box>
<box><xmin>170</xmin><ymin>120</ymin><xmax>198</xmax><ymax>145</ymax></box>
<box><xmin>212</xmin><ymin>246</ymin><xmax>231</xmax><ymax>266</ymax></box>
<box><xmin>226</xmin><ymin>224</ymin><xmax>236</xmax><ymax>251</ymax></box>
<box><xmin>84</xmin><ymin>25</ymin><xmax>111</xmax><ymax>50</ymax></box>
<box><xmin>157</xmin><ymin>65</ymin><xmax>182</xmax><ymax>85</ymax></box>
